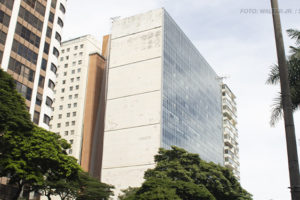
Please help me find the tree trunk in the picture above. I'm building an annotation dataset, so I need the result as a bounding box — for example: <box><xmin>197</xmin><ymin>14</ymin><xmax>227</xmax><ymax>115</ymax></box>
<box><xmin>46</xmin><ymin>193</ymin><xmax>52</xmax><ymax>200</ymax></box>
<box><xmin>270</xmin><ymin>0</ymin><xmax>300</xmax><ymax>199</ymax></box>
<box><xmin>12</xmin><ymin>183</ymin><xmax>23</xmax><ymax>200</ymax></box>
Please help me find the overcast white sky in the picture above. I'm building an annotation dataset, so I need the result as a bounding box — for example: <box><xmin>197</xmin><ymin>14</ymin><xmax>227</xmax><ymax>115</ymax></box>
<box><xmin>62</xmin><ymin>1</ymin><xmax>300</xmax><ymax>199</ymax></box>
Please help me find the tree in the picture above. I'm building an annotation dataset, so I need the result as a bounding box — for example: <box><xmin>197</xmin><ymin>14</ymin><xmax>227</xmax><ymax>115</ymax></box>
<box><xmin>120</xmin><ymin>146</ymin><xmax>252</xmax><ymax>200</ymax></box>
<box><xmin>0</xmin><ymin>68</ymin><xmax>33</xmax><ymax>147</ymax></box>
<box><xmin>0</xmin><ymin>126</ymin><xmax>81</xmax><ymax>200</ymax></box>
<box><xmin>76</xmin><ymin>172</ymin><xmax>114</xmax><ymax>200</ymax></box>
<box><xmin>118</xmin><ymin>187</ymin><xmax>139</xmax><ymax>200</ymax></box>
<box><xmin>266</xmin><ymin>29</ymin><xmax>300</xmax><ymax>125</ymax></box>
<box><xmin>0</xmin><ymin>70</ymin><xmax>113</xmax><ymax>200</ymax></box>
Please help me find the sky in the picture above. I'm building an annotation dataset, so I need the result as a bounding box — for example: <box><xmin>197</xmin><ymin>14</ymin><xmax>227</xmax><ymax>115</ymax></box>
<box><xmin>62</xmin><ymin>1</ymin><xmax>300</xmax><ymax>199</ymax></box>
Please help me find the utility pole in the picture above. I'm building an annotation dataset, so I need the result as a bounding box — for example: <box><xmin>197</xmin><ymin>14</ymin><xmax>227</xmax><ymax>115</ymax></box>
<box><xmin>270</xmin><ymin>0</ymin><xmax>300</xmax><ymax>199</ymax></box>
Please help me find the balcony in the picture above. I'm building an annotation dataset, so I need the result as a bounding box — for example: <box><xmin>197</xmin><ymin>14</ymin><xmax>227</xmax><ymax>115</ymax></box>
<box><xmin>223</xmin><ymin>106</ymin><xmax>237</xmax><ymax>123</ymax></box>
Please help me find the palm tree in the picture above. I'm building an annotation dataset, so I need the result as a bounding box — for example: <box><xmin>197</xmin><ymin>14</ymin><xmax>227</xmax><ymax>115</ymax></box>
<box><xmin>266</xmin><ymin>29</ymin><xmax>300</xmax><ymax>126</ymax></box>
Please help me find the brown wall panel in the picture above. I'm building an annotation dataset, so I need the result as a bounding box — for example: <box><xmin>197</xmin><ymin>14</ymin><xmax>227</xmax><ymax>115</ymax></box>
<box><xmin>101</xmin><ymin>35</ymin><xmax>110</xmax><ymax>59</ymax></box>
<box><xmin>80</xmin><ymin>53</ymin><xmax>106</xmax><ymax>178</ymax></box>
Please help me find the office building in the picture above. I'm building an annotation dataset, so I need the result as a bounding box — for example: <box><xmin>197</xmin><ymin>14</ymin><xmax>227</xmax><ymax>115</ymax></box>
<box><xmin>222</xmin><ymin>84</ymin><xmax>240</xmax><ymax>180</ymax></box>
<box><xmin>50</xmin><ymin>35</ymin><xmax>107</xmax><ymax>178</ymax></box>
<box><xmin>101</xmin><ymin>8</ymin><xmax>223</xmax><ymax>196</ymax></box>
<box><xmin>0</xmin><ymin>0</ymin><xmax>67</xmax><ymax>130</ymax></box>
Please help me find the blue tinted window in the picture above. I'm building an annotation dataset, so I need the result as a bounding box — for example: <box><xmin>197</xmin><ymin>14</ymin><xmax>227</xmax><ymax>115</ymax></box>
<box><xmin>162</xmin><ymin>12</ymin><xmax>224</xmax><ymax>165</ymax></box>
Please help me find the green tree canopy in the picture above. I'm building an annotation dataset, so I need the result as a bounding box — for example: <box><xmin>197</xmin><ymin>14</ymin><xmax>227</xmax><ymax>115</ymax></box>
<box><xmin>0</xmin><ymin>70</ymin><xmax>113</xmax><ymax>200</ymax></box>
<box><xmin>0</xmin><ymin>126</ymin><xmax>81</xmax><ymax>200</ymax></box>
<box><xmin>120</xmin><ymin>146</ymin><xmax>252</xmax><ymax>200</ymax></box>
<box><xmin>266</xmin><ymin>29</ymin><xmax>300</xmax><ymax>125</ymax></box>
<box><xmin>76</xmin><ymin>171</ymin><xmax>114</xmax><ymax>200</ymax></box>
<box><xmin>0</xmin><ymin>68</ymin><xmax>33</xmax><ymax>136</ymax></box>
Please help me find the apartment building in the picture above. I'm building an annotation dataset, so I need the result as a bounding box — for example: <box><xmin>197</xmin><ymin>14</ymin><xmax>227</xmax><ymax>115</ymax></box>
<box><xmin>50</xmin><ymin>35</ymin><xmax>107</xmax><ymax>178</ymax></box>
<box><xmin>101</xmin><ymin>8</ymin><xmax>223</xmax><ymax>197</ymax></box>
<box><xmin>222</xmin><ymin>84</ymin><xmax>240</xmax><ymax>180</ymax></box>
<box><xmin>0</xmin><ymin>0</ymin><xmax>67</xmax><ymax>130</ymax></box>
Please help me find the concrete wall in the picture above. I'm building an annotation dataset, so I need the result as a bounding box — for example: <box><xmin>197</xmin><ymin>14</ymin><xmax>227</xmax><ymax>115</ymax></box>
<box><xmin>50</xmin><ymin>35</ymin><xmax>101</xmax><ymax>162</ymax></box>
<box><xmin>101</xmin><ymin>8</ymin><xmax>164</xmax><ymax>198</ymax></box>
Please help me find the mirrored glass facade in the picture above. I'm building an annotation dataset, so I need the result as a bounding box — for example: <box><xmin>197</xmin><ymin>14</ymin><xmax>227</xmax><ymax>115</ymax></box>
<box><xmin>162</xmin><ymin>12</ymin><xmax>224</xmax><ymax>164</ymax></box>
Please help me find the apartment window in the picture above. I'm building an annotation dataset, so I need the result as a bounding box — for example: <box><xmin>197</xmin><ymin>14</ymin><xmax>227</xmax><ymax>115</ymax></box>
<box><xmin>67</xmin><ymin>48</ymin><xmax>70</xmax><ymax>52</ymax></box>
<box><xmin>57</xmin><ymin>123</ymin><xmax>61</xmax><ymax>128</ymax></box>
<box><xmin>0</xmin><ymin>10</ymin><xmax>10</xmax><ymax>27</ymax></box>
<box><xmin>60</xmin><ymin>96</ymin><xmax>64</xmax><ymax>101</ymax></box>
<box><xmin>69</xmin><ymin>86</ymin><xmax>73</xmax><ymax>91</ymax></box>
<box><xmin>24</xmin><ymin>0</ymin><xmax>45</xmax><ymax>15</ymax></box>
<box><xmin>62</xmin><ymin>80</ymin><xmax>66</xmax><ymax>84</ymax></box>
<box><xmin>61</xmin><ymin>88</ymin><xmax>65</xmax><ymax>93</ymax></box>
<box><xmin>53</xmin><ymin>47</ymin><xmax>59</xmax><ymax>58</ymax></box>
<box><xmin>73</xmin><ymin>53</ymin><xmax>77</xmax><ymax>57</ymax></box>
<box><xmin>77</xmin><ymin>77</ymin><xmax>80</xmax><ymax>81</ymax></box>
<box><xmin>73</xmin><ymin>103</ymin><xmax>77</xmax><ymax>107</ymax></box>
<box><xmin>50</xmin><ymin>63</ymin><xmax>57</xmax><ymax>74</ymax></box>
<box><xmin>64</xmin><ymin>72</ymin><xmax>67</xmax><ymax>76</ymax></box>
<box><xmin>62</xmin><ymin>49</ymin><xmax>65</xmax><ymax>54</ymax></box>
<box><xmin>69</xmin><ymin>149</ymin><xmax>72</xmax><ymax>154</ymax></box>
<box><xmin>72</xmin><ymin>70</ymin><xmax>75</xmax><ymax>74</ymax></box>
<box><xmin>64</xmin><ymin>131</ymin><xmax>68</xmax><ymax>136</ymax></box>
<box><xmin>48</xmin><ymin>80</ymin><xmax>55</xmax><ymax>90</ymax></box>
<box><xmin>46</xmin><ymin>26</ymin><xmax>52</xmax><ymax>38</ymax></box>
<box><xmin>68</xmin><ymin>95</ymin><xmax>72</xmax><ymax>99</ymax></box>
<box><xmin>0</xmin><ymin>50</ymin><xmax>3</xmax><ymax>63</ymax></box>
<box><xmin>71</xmin><ymin>78</ymin><xmax>74</xmax><ymax>82</ymax></box>
<box><xmin>38</xmin><ymin>75</ymin><xmax>45</xmax><ymax>88</ymax></box>
<box><xmin>70</xmin><ymin>139</ymin><xmax>73</xmax><ymax>144</ymax></box>
<box><xmin>33</xmin><ymin>111</ymin><xmax>40</xmax><ymax>124</ymax></box>
<box><xmin>71</xmin><ymin>130</ymin><xmax>75</xmax><ymax>135</ymax></box>
<box><xmin>65</xmin><ymin>122</ymin><xmax>69</xmax><ymax>127</ymax></box>
<box><xmin>59</xmin><ymin>106</ymin><xmax>64</xmax><ymax>111</ymax></box>
<box><xmin>77</xmin><ymin>68</ymin><xmax>81</xmax><ymax>73</ymax></box>
<box><xmin>74</xmin><ymin>46</ymin><xmax>78</xmax><ymax>50</ymax></box>
<box><xmin>0</xmin><ymin>30</ymin><xmax>6</xmax><ymax>45</ymax></box>
<box><xmin>12</xmin><ymin>40</ymin><xmax>38</xmax><ymax>64</ymax></box>
<box><xmin>72</xmin><ymin>61</ymin><xmax>76</xmax><ymax>66</ymax></box>
<box><xmin>15</xmin><ymin>82</ymin><xmax>32</xmax><ymax>101</ymax></box>
<box><xmin>43</xmin><ymin>42</ymin><xmax>50</xmax><ymax>54</ymax></box>
<box><xmin>80</xmin><ymin>44</ymin><xmax>84</xmax><ymax>48</ymax></box>
<box><xmin>71</xmin><ymin>121</ymin><xmax>75</xmax><ymax>126</ymax></box>
<box><xmin>8</xmin><ymin>58</ymin><xmax>35</xmax><ymax>82</ymax></box>
<box><xmin>74</xmin><ymin>94</ymin><xmax>78</xmax><ymax>99</ymax></box>
<box><xmin>0</xmin><ymin>0</ymin><xmax>14</xmax><ymax>10</ymax></box>
<box><xmin>51</xmin><ymin>0</ymin><xmax>57</xmax><ymax>8</ymax></box>
<box><xmin>57</xmin><ymin>17</ymin><xmax>64</xmax><ymax>28</ymax></box>
<box><xmin>66</xmin><ymin>56</ymin><xmax>69</xmax><ymax>60</ymax></box>
<box><xmin>46</xmin><ymin>97</ymin><xmax>53</xmax><ymax>107</ymax></box>
<box><xmin>59</xmin><ymin>3</ymin><xmax>66</xmax><ymax>14</ymax></box>
<box><xmin>43</xmin><ymin>114</ymin><xmax>51</xmax><ymax>125</ymax></box>
<box><xmin>58</xmin><ymin>114</ymin><xmax>62</xmax><ymax>119</ymax></box>
<box><xmin>78</xmin><ymin>60</ymin><xmax>82</xmax><ymax>65</ymax></box>
<box><xmin>18</xmin><ymin>7</ymin><xmax>43</xmax><ymax>31</ymax></box>
<box><xmin>79</xmin><ymin>52</ymin><xmax>83</xmax><ymax>56</ymax></box>
<box><xmin>60</xmin><ymin>57</ymin><xmax>64</xmax><ymax>61</ymax></box>
<box><xmin>15</xmin><ymin>23</ymin><xmax>40</xmax><ymax>48</ymax></box>
<box><xmin>75</xmin><ymin>85</ymin><xmax>79</xmax><ymax>90</ymax></box>
<box><xmin>73</xmin><ymin>112</ymin><xmax>76</xmax><ymax>117</ymax></box>
<box><xmin>64</xmin><ymin>64</ymin><xmax>68</xmax><ymax>68</ymax></box>
<box><xmin>67</xmin><ymin>113</ymin><xmax>70</xmax><ymax>117</ymax></box>
<box><xmin>35</xmin><ymin>93</ymin><xmax>42</xmax><ymax>106</ymax></box>
<box><xmin>55</xmin><ymin>32</ymin><xmax>61</xmax><ymax>43</ymax></box>
<box><xmin>41</xmin><ymin>59</ymin><xmax>47</xmax><ymax>71</ymax></box>
<box><xmin>68</xmin><ymin>104</ymin><xmax>71</xmax><ymax>108</ymax></box>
